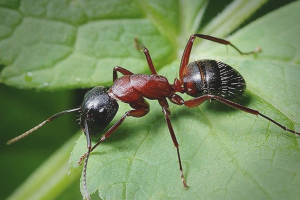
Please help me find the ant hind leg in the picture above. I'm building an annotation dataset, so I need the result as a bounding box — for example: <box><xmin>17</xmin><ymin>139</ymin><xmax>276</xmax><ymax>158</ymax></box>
<box><xmin>183</xmin><ymin>94</ymin><xmax>300</xmax><ymax>136</ymax></box>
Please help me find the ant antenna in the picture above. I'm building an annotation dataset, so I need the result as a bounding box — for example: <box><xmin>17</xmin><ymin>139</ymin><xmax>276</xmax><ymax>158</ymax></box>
<box><xmin>82</xmin><ymin>119</ymin><xmax>92</xmax><ymax>200</ymax></box>
<box><xmin>6</xmin><ymin>108</ymin><xmax>80</xmax><ymax>145</ymax></box>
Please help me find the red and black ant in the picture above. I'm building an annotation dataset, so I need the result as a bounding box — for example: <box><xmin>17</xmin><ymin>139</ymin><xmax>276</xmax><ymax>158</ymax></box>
<box><xmin>7</xmin><ymin>34</ymin><xmax>300</xmax><ymax>200</ymax></box>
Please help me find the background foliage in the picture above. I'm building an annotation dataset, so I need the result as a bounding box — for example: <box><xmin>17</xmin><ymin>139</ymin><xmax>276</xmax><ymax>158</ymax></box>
<box><xmin>1</xmin><ymin>0</ymin><xmax>299</xmax><ymax>199</ymax></box>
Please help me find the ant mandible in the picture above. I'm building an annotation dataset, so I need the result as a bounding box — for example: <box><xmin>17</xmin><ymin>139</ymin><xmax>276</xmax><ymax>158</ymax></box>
<box><xmin>7</xmin><ymin>34</ymin><xmax>300</xmax><ymax>200</ymax></box>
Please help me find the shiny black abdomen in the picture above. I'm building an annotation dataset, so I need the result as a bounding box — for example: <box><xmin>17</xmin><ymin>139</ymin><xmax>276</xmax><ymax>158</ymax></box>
<box><xmin>182</xmin><ymin>59</ymin><xmax>246</xmax><ymax>98</ymax></box>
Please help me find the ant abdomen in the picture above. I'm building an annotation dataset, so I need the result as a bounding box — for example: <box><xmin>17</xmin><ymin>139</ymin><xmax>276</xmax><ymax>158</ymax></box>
<box><xmin>182</xmin><ymin>59</ymin><xmax>246</xmax><ymax>98</ymax></box>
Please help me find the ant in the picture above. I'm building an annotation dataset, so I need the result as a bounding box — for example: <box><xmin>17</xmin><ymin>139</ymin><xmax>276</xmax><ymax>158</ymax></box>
<box><xmin>7</xmin><ymin>34</ymin><xmax>300</xmax><ymax>200</ymax></box>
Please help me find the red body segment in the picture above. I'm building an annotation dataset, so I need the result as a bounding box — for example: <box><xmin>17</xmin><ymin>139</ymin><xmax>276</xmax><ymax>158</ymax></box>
<box><xmin>109</xmin><ymin>74</ymin><xmax>173</xmax><ymax>103</ymax></box>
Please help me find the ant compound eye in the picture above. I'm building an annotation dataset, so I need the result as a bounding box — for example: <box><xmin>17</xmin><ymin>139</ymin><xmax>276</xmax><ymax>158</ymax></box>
<box><xmin>98</xmin><ymin>108</ymin><xmax>108</xmax><ymax>118</ymax></box>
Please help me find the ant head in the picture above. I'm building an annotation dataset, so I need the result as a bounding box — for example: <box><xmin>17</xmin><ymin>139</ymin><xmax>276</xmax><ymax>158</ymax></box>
<box><xmin>80</xmin><ymin>86</ymin><xmax>119</xmax><ymax>137</ymax></box>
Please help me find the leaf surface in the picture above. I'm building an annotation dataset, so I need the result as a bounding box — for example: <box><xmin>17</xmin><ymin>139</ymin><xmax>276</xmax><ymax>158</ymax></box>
<box><xmin>69</xmin><ymin>2</ymin><xmax>300</xmax><ymax>200</ymax></box>
<box><xmin>0</xmin><ymin>0</ymin><xmax>176</xmax><ymax>89</ymax></box>
<box><xmin>1</xmin><ymin>1</ymin><xmax>299</xmax><ymax>200</ymax></box>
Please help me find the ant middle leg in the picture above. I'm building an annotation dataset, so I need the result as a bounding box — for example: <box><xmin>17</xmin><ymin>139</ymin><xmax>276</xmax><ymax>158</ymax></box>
<box><xmin>159</xmin><ymin>98</ymin><xmax>188</xmax><ymax>188</ymax></box>
<box><xmin>183</xmin><ymin>94</ymin><xmax>300</xmax><ymax>136</ymax></box>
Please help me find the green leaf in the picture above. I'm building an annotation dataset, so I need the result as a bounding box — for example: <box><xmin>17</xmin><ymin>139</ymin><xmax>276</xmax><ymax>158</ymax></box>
<box><xmin>2</xmin><ymin>0</ymin><xmax>300</xmax><ymax>200</ymax></box>
<box><xmin>0</xmin><ymin>0</ymin><xmax>176</xmax><ymax>89</ymax></box>
<box><xmin>70</xmin><ymin>1</ymin><xmax>299</xmax><ymax>200</ymax></box>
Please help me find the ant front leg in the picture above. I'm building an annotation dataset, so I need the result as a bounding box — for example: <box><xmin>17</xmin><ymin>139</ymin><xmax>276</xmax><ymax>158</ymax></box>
<box><xmin>78</xmin><ymin>99</ymin><xmax>150</xmax><ymax>164</ymax></box>
<box><xmin>92</xmin><ymin>108</ymin><xmax>149</xmax><ymax>150</ymax></box>
<box><xmin>179</xmin><ymin>34</ymin><xmax>261</xmax><ymax>82</ymax></box>
<box><xmin>184</xmin><ymin>94</ymin><xmax>300</xmax><ymax>136</ymax></box>
<box><xmin>80</xmin><ymin>105</ymin><xmax>149</xmax><ymax>200</ymax></box>
<box><xmin>158</xmin><ymin>98</ymin><xmax>188</xmax><ymax>188</ymax></box>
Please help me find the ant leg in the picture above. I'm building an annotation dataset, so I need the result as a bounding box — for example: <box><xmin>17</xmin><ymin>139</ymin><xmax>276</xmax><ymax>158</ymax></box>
<box><xmin>184</xmin><ymin>94</ymin><xmax>300</xmax><ymax>136</ymax></box>
<box><xmin>179</xmin><ymin>34</ymin><xmax>261</xmax><ymax>82</ymax></box>
<box><xmin>159</xmin><ymin>98</ymin><xmax>188</xmax><ymax>188</ymax></box>
<box><xmin>169</xmin><ymin>93</ymin><xmax>185</xmax><ymax>105</ymax></box>
<box><xmin>79</xmin><ymin>99</ymin><xmax>149</xmax><ymax>164</ymax></box>
<box><xmin>141</xmin><ymin>47</ymin><xmax>157</xmax><ymax>75</ymax></box>
<box><xmin>94</xmin><ymin>108</ymin><xmax>149</xmax><ymax>149</ymax></box>
<box><xmin>113</xmin><ymin>66</ymin><xmax>134</xmax><ymax>81</ymax></box>
<box><xmin>81</xmin><ymin>98</ymin><xmax>148</xmax><ymax>198</ymax></box>
<box><xmin>193</xmin><ymin>34</ymin><xmax>261</xmax><ymax>55</ymax></box>
<box><xmin>134</xmin><ymin>37</ymin><xmax>157</xmax><ymax>74</ymax></box>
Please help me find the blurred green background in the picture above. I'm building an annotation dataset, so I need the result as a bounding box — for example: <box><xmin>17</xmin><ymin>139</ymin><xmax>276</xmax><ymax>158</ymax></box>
<box><xmin>0</xmin><ymin>83</ymin><xmax>83</xmax><ymax>199</ymax></box>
